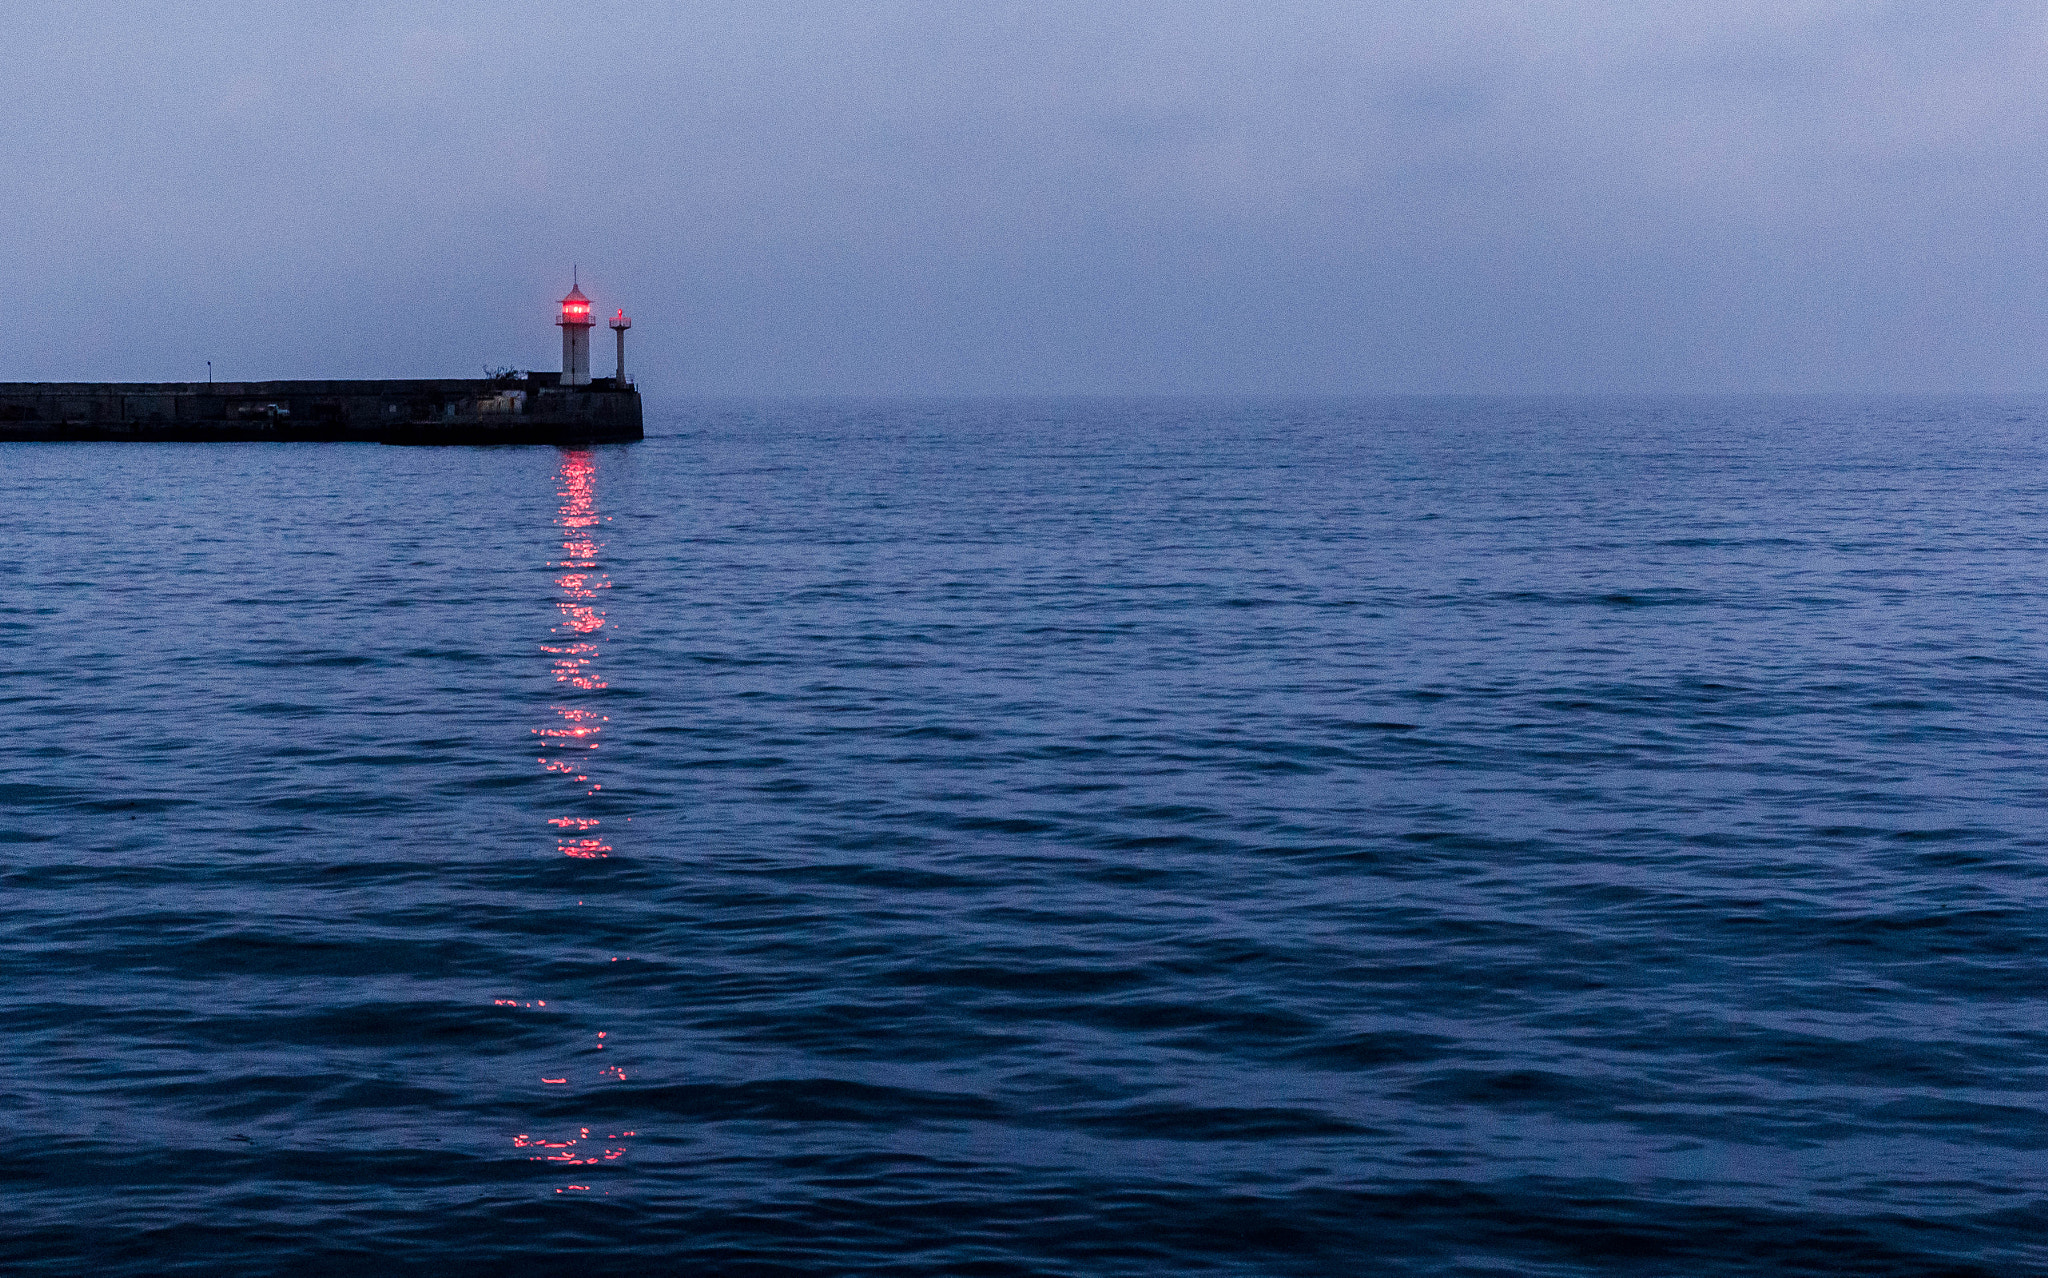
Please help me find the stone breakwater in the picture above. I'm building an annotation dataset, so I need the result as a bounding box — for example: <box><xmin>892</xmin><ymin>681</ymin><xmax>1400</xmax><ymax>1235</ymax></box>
<box><xmin>0</xmin><ymin>375</ymin><xmax>642</xmax><ymax>445</ymax></box>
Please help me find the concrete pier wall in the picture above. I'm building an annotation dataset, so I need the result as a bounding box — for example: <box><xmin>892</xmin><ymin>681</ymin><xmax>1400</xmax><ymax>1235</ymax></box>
<box><xmin>0</xmin><ymin>375</ymin><xmax>642</xmax><ymax>444</ymax></box>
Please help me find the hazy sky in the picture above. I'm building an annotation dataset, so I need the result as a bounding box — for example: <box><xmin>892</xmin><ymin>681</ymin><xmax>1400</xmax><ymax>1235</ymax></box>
<box><xmin>6</xmin><ymin>1</ymin><xmax>2045</xmax><ymax>394</ymax></box>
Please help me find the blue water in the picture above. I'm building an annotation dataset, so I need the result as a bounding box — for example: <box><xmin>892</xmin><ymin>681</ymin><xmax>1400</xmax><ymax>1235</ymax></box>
<box><xmin>4</xmin><ymin>397</ymin><xmax>2045</xmax><ymax>1275</ymax></box>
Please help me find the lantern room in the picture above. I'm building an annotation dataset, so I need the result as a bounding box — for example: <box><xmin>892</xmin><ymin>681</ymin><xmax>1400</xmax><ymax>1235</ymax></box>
<box><xmin>558</xmin><ymin>284</ymin><xmax>594</xmax><ymax>329</ymax></box>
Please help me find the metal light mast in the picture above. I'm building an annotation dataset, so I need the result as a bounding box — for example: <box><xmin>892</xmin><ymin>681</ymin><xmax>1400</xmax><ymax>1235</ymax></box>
<box><xmin>609</xmin><ymin>308</ymin><xmax>632</xmax><ymax>386</ymax></box>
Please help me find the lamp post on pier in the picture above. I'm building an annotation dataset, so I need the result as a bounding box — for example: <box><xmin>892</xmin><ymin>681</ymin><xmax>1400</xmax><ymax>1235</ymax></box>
<box><xmin>609</xmin><ymin>309</ymin><xmax>631</xmax><ymax>386</ymax></box>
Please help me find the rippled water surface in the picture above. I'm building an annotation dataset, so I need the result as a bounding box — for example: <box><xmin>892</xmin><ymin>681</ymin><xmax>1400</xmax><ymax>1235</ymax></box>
<box><xmin>5</xmin><ymin>398</ymin><xmax>2047</xmax><ymax>1275</ymax></box>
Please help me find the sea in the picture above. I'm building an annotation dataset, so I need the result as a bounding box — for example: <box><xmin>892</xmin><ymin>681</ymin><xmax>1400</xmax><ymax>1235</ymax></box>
<box><xmin>3</xmin><ymin>397</ymin><xmax>2044</xmax><ymax>1276</ymax></box>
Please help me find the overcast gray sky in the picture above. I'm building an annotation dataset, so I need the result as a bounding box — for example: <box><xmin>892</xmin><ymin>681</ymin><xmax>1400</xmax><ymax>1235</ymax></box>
<box><xmin>5</xmin><ymin>1</ymin><xmax>2044</xmax><ymax>394</ymax></box>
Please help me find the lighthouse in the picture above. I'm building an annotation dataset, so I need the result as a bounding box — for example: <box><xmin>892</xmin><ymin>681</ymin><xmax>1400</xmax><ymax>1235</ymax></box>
<box><xmin>557</xmin><ymin>272</ymin><xmax>594</xmax><ymax>386</ymax></box>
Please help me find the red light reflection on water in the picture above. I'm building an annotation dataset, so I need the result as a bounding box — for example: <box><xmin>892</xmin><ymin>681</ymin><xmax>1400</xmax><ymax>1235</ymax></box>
<box><xmin>542</xmin><ymin>451</ymin><xmax>614</xmax><ymax>853</ymax></box>
<box><xmin>513</xmin><ymin>449</ymin><xmax>636</xmax><ymax>1190</ymax></box>
<box><xmin>514</xmin><ymin>1125</ymin><xmax>629</xmax><ymax>1165</ymax></box>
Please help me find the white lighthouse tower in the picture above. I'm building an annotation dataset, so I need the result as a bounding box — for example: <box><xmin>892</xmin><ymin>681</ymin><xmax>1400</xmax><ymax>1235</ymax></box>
<box><xmin>557</xmin><ymin>270</ymin><xmax>594</xmax><ymax>386</ymax></box>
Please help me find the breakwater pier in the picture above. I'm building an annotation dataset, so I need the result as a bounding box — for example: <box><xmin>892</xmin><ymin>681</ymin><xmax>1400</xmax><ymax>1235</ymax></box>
<box><xmin>0</xmin><ymin>276</ymin><xmax>643</xmax><ymax>445</ymax></box>
<box><xmin>0</xmin><ymin>374</ymin><xmax>642</xmax><ymax>445</ymax></box>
